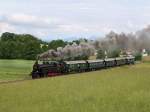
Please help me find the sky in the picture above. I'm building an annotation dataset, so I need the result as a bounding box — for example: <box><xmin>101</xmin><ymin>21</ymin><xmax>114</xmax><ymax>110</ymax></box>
<box><xmin>0</xmin><ymin>0</ymin><xmax>150</xmax><ymax>41</ymax></box>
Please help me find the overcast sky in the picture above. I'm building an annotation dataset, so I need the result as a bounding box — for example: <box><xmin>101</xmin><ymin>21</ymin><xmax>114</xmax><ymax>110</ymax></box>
<box><xmin>0</xmin><ymin>0</ymin><xmax>150</xmax><ymax>41</ymax></box>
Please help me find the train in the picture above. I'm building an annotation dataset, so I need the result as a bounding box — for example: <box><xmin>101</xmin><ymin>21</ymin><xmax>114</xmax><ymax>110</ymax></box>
<box><xmin>31</xmin><ymin>56</ymin><xmax>135</xmax><ymax>79</ymax></box>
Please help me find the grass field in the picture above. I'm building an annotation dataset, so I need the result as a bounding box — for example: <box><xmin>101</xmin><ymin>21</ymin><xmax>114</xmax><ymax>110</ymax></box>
<box><xmin>0</xmin><ymin>60</ymin><xmax>34</xmax><ymax>81</ymax></box>
<box><xmin>0</xmin><ymin>62</ymin><xmax>150</xmax><ymax>112</ymax></box>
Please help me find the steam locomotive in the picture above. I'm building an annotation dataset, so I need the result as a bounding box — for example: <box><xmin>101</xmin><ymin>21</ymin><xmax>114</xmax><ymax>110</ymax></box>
<box><xmin>31</xmin><ymin>57</ymin><xmax>135</xmax><ymax>79</ymax></box>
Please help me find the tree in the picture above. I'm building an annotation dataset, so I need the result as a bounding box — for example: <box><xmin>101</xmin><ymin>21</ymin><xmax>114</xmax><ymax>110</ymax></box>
<box><xmin>134</xmin><ymin>53</ymin><xmax>142</xmax><ymax>61</ymax></box>
<box><xmin>48</xmin><ymin>40</ymin><xmax>67</xmax><ymax>50</ymax></box>
<box><xmin>41</xmin><ymin>44</ymin><xmax>49</xmax><ymax>52</ymax></box>
<box><xmin>0</xmin><ymin>32</ymin><xmax>42</xmax><ymax>60</ymax></box>
<box><xmin>107</xmin><ymin>49</ymin><xmax>120</xmax><ymax>58</ymax></box>
<box><xmin>96</xmin><ymin>49</ymin><xmax>105</xmax><ymax>59</ymax></box>
<box><xmin>1</xmin><ymin>32</ymin><xmax>15</xmax><ymax>41</ymax></box>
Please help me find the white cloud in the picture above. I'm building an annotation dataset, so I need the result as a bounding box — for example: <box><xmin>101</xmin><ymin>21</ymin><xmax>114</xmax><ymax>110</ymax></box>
<box><xmin>0</xmin><ymin>13</ymin><xmax>96</xmax><ymax>40</ymax></box>
<box><xmin>0</xmin><ymin>12</ymin><xmax>149</xmax><ymax>41</ymax></box>
<box><xmin>0</xmin><ymin>14</ymin><xmax>60</xmax><ymax>29</ymax></box>
<box><xmin>0</xmin><ymin>22</ymin><xmax>16</xmax><ymax>34</ymax></box>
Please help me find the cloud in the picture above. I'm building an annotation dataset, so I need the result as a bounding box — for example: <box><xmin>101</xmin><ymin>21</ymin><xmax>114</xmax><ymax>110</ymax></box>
<box><xmin>0</xmin><ymin>13</ymin><xmax>146</xmax><ymax>41</ymax></box>
<box><xmin>0</xmin><ymin>22</ymin><xmax>16</xmax><ymax>34</ymax></box>
<box><xmin>0</xmin><ymin>13</ymin><xmax>95</xmax><ymax>40</ymax></box>
<box><xmin>0</xmin><ymin>13</ymin><xmax>141</xmax><ymax>41</ymax></box>
<box><xmin>0</xmin><ymin>14</ymin><xmax>60</xmax><ymax>29</ymax></box>
<box><xmin>0</xmin><ymin>0</ymin><xmax>150</xmax><ymax>41</ymax></box>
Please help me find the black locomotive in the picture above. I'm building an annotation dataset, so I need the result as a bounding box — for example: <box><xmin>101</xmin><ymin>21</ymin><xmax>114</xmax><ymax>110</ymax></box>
<box><xmin>31</xmin><ymin>57</ymin><xmax>135</xmax><ymax>79</ymax></box>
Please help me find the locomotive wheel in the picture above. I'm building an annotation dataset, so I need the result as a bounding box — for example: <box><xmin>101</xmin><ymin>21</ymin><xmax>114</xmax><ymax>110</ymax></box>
<box><xmin>32</xmin><ymin>73</ymin><xmax>40</xmax><ymax>79</ymax></box>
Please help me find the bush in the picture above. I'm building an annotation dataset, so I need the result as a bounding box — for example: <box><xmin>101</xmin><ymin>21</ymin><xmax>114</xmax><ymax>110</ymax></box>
<box><xmin>134</xmin><ymin>53</ymin><xmax>142</xmax><ymax>61</ymax></box>
<box><xmin>107</xmin><ymin>49</ymin><xmax>120</xmax><ymax>58</ymax></box>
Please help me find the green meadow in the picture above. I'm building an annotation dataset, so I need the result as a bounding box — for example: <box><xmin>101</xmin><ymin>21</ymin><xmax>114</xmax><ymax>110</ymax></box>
<box><xmin>0</xmin><ymin>60</ymin><xmax>34</xmax><ymax>81</ymax></box>
<box><xmin>0</xmin><ymin>61</ymin><xmax>150</xmax><ymax>112</ymax></box>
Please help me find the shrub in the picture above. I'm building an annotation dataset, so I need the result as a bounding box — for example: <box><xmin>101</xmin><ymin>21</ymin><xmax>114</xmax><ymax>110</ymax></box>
<box><xmin>134</xmin><ymin>53</ymin><xmax>142</xmax><ymax>61</ymax></box>
<box><xmin>107</xmin><ymin>49</ymin><xmax>120</xmax><ymax>58</ymax></box>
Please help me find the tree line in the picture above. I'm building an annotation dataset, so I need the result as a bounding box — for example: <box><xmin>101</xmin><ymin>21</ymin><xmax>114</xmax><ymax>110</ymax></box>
<box><xmin>0</xmin><ymin>32</ymin><xmax>67</xmax><ymax>60</ymax></box>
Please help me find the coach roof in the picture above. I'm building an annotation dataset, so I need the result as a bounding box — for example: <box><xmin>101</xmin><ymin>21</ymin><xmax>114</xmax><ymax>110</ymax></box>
<box><xmin>64</xmin><ymin>60</ymin><xmax>86</xmax><ymax>64</ymax></box>
<box><xmin>115</xmin><ymin>57</ymin><xmax>126</xmax><ymax>60</ymax></box>
<box><xmin>87</xmin><ymin>60</ymin><xmax>104</xmax><ymax>63</ymax></box>
<box><xmin>104</xmin><ymin>58</ymin><xmax>115</xmax><ymax>61</ymax></box>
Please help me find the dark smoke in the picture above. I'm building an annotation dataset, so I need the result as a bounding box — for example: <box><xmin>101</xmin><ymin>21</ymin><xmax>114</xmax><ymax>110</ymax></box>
<box><xmin>39</xmin><ymin>25</ymin><xmax>150</xmax><ymax>60</ymax></box>
<box><xmin>93</xmin><ymin>26</ymin><xmax>150</xmax><ymax>54</ymax></box>
<box><xmin>39</xmin><ymin>42</ymin><xmax>95</xmax><ymax>60</ymax></box>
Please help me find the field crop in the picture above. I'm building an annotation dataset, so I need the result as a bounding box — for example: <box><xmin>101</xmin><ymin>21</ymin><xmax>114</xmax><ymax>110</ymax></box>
<box><xmin>0</xmin><ymin>62</ymin><xmax>150</xmax><ymax>112</ymax></box>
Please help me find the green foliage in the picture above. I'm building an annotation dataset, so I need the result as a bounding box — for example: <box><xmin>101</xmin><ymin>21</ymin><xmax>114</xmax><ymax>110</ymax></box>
<box><xmin>41</xmin><ymin>44</ymin><xmax>49</xmax><ymax>52</ymax></box>
<box><xmin>107</xmin><ymin>49</ymin><xmax>120</xmax><ymax>58</ymax></box>
<box><xmin>96</xmin><ymin>49</ymin><xmax>105</xmax><ymax>59</ymax></box>
<box><xmin>1</xmin><ymin>32</ymin><xmax>15</xmax><ymax>41</ymax></box>
<box><xmin>48</xmin><ymin>39</ymin><xmax>67</xmax><ymax>50</ymax></box>
<box><xmin>135</xmin><ymin>53</ymin><xmax>142</xmax><ymax>61</ymax></box>
<box><xmin>0</xmin><ymin>32</ymin><xmax>87</xmax><ymax>60</ymax></box>
<box><xmin>0</xmin><ymin>63</ymin><xmax>150</xmax><ymax>112</ymax></box>
<box><xmin>0</xmin><ymin>32</ymin><xmax>43</xmax><ymax>60</ymax></box>
<box><xmin>70</xmin><ymin>38</ymin><xmax>88</xmax><ymax>45</ymax></box>
<box><xmin>72</xmin><ymin>40</ymin><xmax>80</xmax><ymax>45</ymax></box>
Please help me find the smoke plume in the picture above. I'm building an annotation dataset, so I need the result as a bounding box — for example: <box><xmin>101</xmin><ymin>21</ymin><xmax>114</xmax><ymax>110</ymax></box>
<box><xmin>39</xmin><ymin>41</ymin><xmax>95</xmax><ymax>60</ymax></box>
<box><xmin>39</xmin><ymin>25</ymin><xmax>150</xmax><ymax>60</ymax></box>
